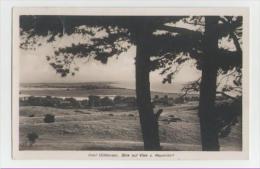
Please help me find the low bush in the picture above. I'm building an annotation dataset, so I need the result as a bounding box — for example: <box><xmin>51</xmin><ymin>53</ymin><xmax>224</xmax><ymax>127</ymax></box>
<box><xmin>44</xmin><ymin>114</ymin><xmax>55</xmax><ymax>123</ymax></box>
<box><xmin>27</xmin><ymin>132</ymin><xmax>39</xmax><ymax>146</ymax></box>
<box><xmin>174</xmin><ymin>97</ymin><xmax>185</xmax><ymax>104</ymax></box>
<box><xmin>29</xmin><ymin>114</ymin><xmax>35</xmax><ymax>117</ymax></box>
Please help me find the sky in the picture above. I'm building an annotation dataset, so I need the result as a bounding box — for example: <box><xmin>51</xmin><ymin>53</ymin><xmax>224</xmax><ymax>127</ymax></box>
<box><xmin>20</xmin><ymin>45</ymin><xmax>201</xmax><ymax>84</ymax></box>
<box><xmin>19</xmin><ymin>25</ymin><xmax>202</xmax><ymax>85</ymax></box>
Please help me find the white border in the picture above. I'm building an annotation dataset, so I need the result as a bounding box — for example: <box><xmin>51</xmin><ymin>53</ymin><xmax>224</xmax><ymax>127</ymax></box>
<box><xmin>1</xmin><ymin>0</ymin><xmax>260</xmax><ymax>168</ymax></box>
<box><xmin>12</xmin><ymin>7</ymin><xmax>249</xmax><ymax>161</ymax></box>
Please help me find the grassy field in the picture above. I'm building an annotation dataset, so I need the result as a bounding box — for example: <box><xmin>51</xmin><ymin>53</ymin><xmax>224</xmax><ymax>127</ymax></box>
<box><xmin>19</xmin><ymin>101</ymin><xmax>242</xmax><ymax>151</ymax></box>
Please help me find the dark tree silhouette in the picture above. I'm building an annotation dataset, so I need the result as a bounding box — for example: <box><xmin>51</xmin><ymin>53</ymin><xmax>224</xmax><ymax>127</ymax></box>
<box><xmin>20</xmin><ymin>15</ymin><xmax>186</xmax><ymax>150</ymax></box>
<box><xmin>131</xmin><ymin>18</ymin><xmax>161</xmax><ymax>149</ymax></box>
<box><xmin>150</xmin><ymin>16</ymin><xmax>243</xmax><ymax>150</ymax></box>
<box><xmin>198</xmin><ymin>17</ymin><xmax>220</xmax><ymax>150</ymax></box>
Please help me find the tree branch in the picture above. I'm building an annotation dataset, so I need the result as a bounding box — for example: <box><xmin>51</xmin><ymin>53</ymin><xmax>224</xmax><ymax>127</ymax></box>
<box><xmin>180</xmin><ymin>78</ymin><xmax>201</xmax><ymax>98</ymax></box>
<box><xmin>157</xmin><ymin>25</ymin><xmax>203</xmax><ymax>38</ymax></box>
<box><xmin>217</xmin><ymin>69</ymin><xmax>237</xmax><ymax>87</ymax></box>
<box><xmin>216</xmin><ymin>91</ymin><xmax>237</xmax><ymax>100</ymax></box>
<box><xmin>155</xmin><ymin>109</ymin><xmax>163</xmax><ymax>121</ymax></box>
<box><xmin>230</xmin><ymin>32</ymin><xmax>242</xmax><ymax>54</ymax></box>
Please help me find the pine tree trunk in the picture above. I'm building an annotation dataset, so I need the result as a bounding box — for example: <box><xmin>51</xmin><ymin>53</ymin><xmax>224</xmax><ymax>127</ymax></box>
<box><xmin>133</xmin><ymin>23</ymin><xmax>161</xmax><ymax>150</ymax></box>
<box><xmin>198</xmin><ymin>16</ymin><xmax>220</xmax><ymax>151</ymax></box>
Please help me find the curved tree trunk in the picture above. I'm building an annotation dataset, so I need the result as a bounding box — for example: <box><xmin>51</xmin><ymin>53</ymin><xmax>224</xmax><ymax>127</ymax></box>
<box><xmin>133</xmin><ymin>21</ymin><xmax>161</xmax><ymax>150</ymax></box>
<box><xmin>198</xmin><ymin>16</ymin><xmax>220</xmax><ymax>151</ymax></box>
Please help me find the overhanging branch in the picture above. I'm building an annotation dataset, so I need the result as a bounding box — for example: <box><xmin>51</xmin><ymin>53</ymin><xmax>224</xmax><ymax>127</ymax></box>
<box><xmin>157</xmin><ymin>25</ymin><xmax>203</xmax><ymax>38</ymax></box>
<box><xmin>216</xmin><ymin>91</ymin><xmax>237</xmax><ymax>100</ymax></box>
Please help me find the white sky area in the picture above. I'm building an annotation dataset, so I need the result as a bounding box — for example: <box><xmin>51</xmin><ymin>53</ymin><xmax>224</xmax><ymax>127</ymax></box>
<box><xmin>20</xmin><ymin>45</ymin><xmax>201</xmax><ymax>84</ymax></box>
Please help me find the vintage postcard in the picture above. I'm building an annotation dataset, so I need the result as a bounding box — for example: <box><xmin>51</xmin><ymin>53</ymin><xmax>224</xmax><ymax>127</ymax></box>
<box><xmin>12</xmin><ymin>7</ymin><xmax>249</xmax><ymax>160</ymax></box>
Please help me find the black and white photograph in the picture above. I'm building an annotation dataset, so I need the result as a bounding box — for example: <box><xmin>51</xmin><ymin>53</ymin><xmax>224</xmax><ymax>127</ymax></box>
<box><xmin>12</xmin><ymin>7</ymin><xmax>249</xmax><ymax>160</ymax></box>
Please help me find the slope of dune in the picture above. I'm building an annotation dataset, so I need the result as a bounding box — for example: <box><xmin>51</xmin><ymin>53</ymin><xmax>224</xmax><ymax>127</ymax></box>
<box><xmin>19</xmin><ymin>101</ymin><xmax>241</xmax><ymax>151</ymax></box>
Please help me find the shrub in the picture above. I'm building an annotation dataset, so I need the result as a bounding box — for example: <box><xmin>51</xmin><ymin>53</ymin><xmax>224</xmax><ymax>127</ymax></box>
<box><xmin>113</xmin><ymin>96</ymin><xmax>125</xmax><ymax>104</ymax></box>
<box><xmin>80</xmin><ymin>99</ymin><xmax>89</xmax><ymax>108</ymax></box>
<box><xmin>215</xmin><ymin>97</ymin><xmax>242</xmax><ymax>138</ymax></box>
<box><xmin>100</xmin><ymin>97</ymin><xmax>114</xmax><ymax>106</ymax></box>
<box><xmin>153</xmin><ymin>95</ymin><xmax>174</xmax><ymax>106</ymax></box>
<box><xmin>154</xmin><ymin>95</ymin><xmax>159</xmax><ymax>100</ymax></box>
<box><xmin>123</xmin><ymin>97</ymin><xmax>137</xmax><ymax>107</ymax></box>
<box><xmin>168</xmin><ymin>117</ymin><xmax>182</xmax><ymax>122</ymax></box>
<box><xmin>65</xmin><ymin>97</ymin><xmax>80</xmax><ymax>108</ymax></box>
<box><xmin>43</xmin><ymin>96</ymin><xmax>54</xmax><ymax>106</ymax></box>
<box><xmin>29</xmin><ymin>114</ymin><xmax>35</xmax><ymax>117</ymax></box>
<box><xmin>44</xmin><ymin>114</ymin><xmax>55</xmax><ymax>123</ymax></box>
<box><xmin>74</xmin><ymin>110</ymin><xmax>84</xmax><ymax>113</ymax></box>
<box><xmin>27</xmin><ymin>132</ymin><xmax>39</xmax><ymax>146</ymax></box>
<box><xmin>174</xmin><ymin>97</ymin><xmax>185</xmax><ymax>104</ymax></box>
<box><xmin>88</xmin><ymin>95</ymin><xmax>101</xmax><ymax>107</ymax></box>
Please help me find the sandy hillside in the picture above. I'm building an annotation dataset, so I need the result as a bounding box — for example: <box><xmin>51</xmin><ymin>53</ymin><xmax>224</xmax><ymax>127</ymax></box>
<box><xmin>19</xmin><ymin>101</ymin><xmax>242</xmax><ymax>151</ymax></box>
